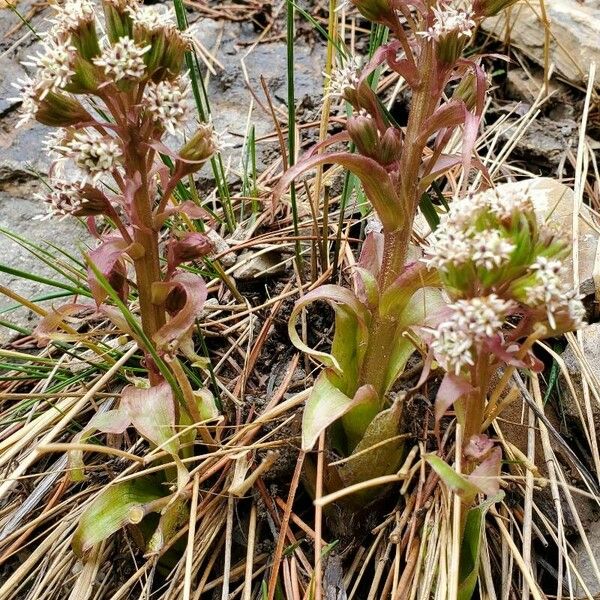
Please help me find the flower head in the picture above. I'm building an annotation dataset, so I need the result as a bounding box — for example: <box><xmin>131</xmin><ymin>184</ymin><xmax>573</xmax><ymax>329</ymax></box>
<box><xmin>326</xmin><ymin>56</ymin><xmax>362</xmax><ymax>101</ymax></box>
<box><xmin>421</xmin><ymin>2</ymin><xmax>476</xmax><ymax>42</ymax></box>
<box><xmin>127</xmin><ymin>3</ymin><xmax>177</xmax><ymax>32</ymax></box>
<box><xmin>35</xmin><ymin>181</ymin><xmax>89</xmax><ymax>220</ymax></box>
<box><xmin>522</xmin><ymin>256</ymin><xmax>584</xmax><ymax>329</ymax></box>
<box><xmin>470</xmin><ymin>230</ymin><xmax>515</xmax><ymax>270</ymax></box>
<box><xmin>431</xmin><ymin>294</ymin><xmax>512</xmax><ymax>374</ymax></box>
<box><xmin>21</xmin><ymin>39</ymin><xmax>76</xmax><ymax>98</ymax></box>
<box><xmin>93</xmin><ymin>36</ymin><xmax>149</xmax><ymax>81</ymax></box>
<box><xmin>61</xmin><ymin>131</ymin><xmax>123</xmax><ymax>182</ymax></box>
<box><xmin>10</xmin><ymin>77</ymin><xmax>40</xmax><ymax>127</ymax></box>
<box><xmin>423</xmin><ymin>225</ymin><xmax>473</xmax><ymax>272</ymax></box>
<box><xmin>144</xmin><ymin>78</ymin><xmax>190</xmax><ymax>135</ymax></box>
<box><xmin>48</xmin><ymin>0</ymin><xmax>96</xmax><ymax>35</ymax></box>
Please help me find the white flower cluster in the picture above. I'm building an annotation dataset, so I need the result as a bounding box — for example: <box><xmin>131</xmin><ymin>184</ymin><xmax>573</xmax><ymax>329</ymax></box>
<box><xmin>60</xmin><ymin>131</ymin><xmax>122</xmax><ymax>182</ymax></box>
<box><xmin>481</xmin><ymin>187</ymin><xmax>545</xmax><ymax>220</ymax></box>
<box><xmin>144</xmin><ymin>79</ymin><xmax>190</xmax><ymax>136</ymax></box>
<box><xmin>35</xmin><ymin>181</ymin><xmax>88</xmax><ymax>221</ymax></box>
<box><xmin>431</xmin><ymin>294</ymin><xmax>512</xmax><ymax>375</ymax></box>
<box><xmin>525</xmin><ymin>257</ymin><xmax>585</xmax><ymax>329</ymax></box>
<box><xmin>21</xmin><ymin>39</ymin><xmax>76</xmax><ymax>97</ymax></box>
<box><xmin>10</xmin><ymin>38</ymin><xmax>77</xmax><ymax>127</ymax></box>
<box><xmin>326</xmin><ymin>56</ymin><xmax>362</xmax><ymax>100</ymax></box>
<box><xmin>127</xmin><ymin>3</ymin><xmax>177</xmax><ymax>32</ymax></box>
<box><xmin>93</xmin><ymin>37</ymin><xmax>149</xmax><ymax>81</ymax></box>
<box><xmin>10</xmin><ymin>78</ymin><xmax>40</xmax><ymax>127</ymax></box>
<box><xmin>49</xmin><ymin>0</ymin><xmax>96</xmax><ymax>35</ymax></box>
<box><xmin>420</xmin><ymin>1</ymin><xmax>476</xmax><ymax>42</ymax></box>
<box><xmin>425</xmin><ymin>225</ymin><xmax>515</xmax><ymax>273</ymax></box>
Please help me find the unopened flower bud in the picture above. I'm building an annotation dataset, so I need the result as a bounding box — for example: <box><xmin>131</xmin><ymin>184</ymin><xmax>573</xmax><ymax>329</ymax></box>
<box><xmin>347</xmin><ymin>115</ymin><xmax>379</xmax><ymax>159</ymax></box>
<box><xmin>179</xmin><ymin>124</ymin><xmax>218</xmax><ymax>163</ymax></box>
<box><xmin>452</xmin><ymin>71</ymin><xmax>478</xmax><ymax>111</ymax></box>
<box><xmin>351</xmin><ymin>0</ymin><xmax>397</xmax><ymax>26</ymax></box>
<box><xmin>102</xmin><ymin>0</ymin><xmax>134</xmax><ymax>44</ymax></box>
<box><xmin>67</xmin><ymin>55</ymin><xmax>103</xmax><ymax>95</ymax></box>
<box><xmin>379</xmin><ymin>127</ymin><xmax>403</xmax><ymax>165</ymax></box>
<box><xmin>167</xmin><ymin>232</ymin><xmax>214</xmax><ymax>274</ymax></box>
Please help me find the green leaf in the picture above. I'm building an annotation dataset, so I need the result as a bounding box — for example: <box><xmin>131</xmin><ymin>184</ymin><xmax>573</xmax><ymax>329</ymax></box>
<box><xmin>419</xmin><ymin>192</ymin><xmax>441</xmax><ymax>231</ymax></box>
<box><xmin>383</xmin><ymin>287</ymin><xmax>444</xmax><ymax>391</ymax></box>
<box><xmin>339</xmin><ymin>398</ymin><xmax>404</xmax><ymax>491</ymax></box>
<box><xmin>69</xmin><ymin>408</ymin><xmax>131</xmax><ymax>482</ymax></box>
<box><xmin>302</xmin><ymin>370</ymin><xmax>376</xmax><ymax>451</ymax></box>
<box><xmin>425</xmin><ymin>454</ymin><xmax>479</xmax><ymax>505</ymax></box>
<box><xmin>72</xmin><ymin>479</ymin><xmax>164</xmax><ymax>557</ymax></box>
<box><xmin>457</xmin><ymin>493</ymin><xmax>504</xmax><ymax>600</ymax></box>
<box><xmin>288</xmin><ymin>285</ymin><xmax>369</xmax><ymax>385</ymax></box>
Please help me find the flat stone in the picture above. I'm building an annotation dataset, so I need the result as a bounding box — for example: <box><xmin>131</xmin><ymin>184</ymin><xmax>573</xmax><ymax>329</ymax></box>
<box><xmin>482</xmin><ymin>0</ymin><xmax>600</xmax><ymax>86</ymax></box>
<box><xmin>0</xmin><ymin>192</ymin><xmax>92</xmax><ymax>345</ymax></box>
<box><xmin>559</xmin><ymin>322</ymin><xmax>600</xmax><ymax>433</ymax></box>
<box><xmin>232</xmin><ymin>249</ymin><xmax>287</xmax><ymax>280</ymax></box>
<box><xmin>499</xmin><ymin>116</ymin><xmax>577</xmax><ymax>167</ymax></box>
<box><xmin>505</xmin><ymin>67</ymin><xmax>565</xmax><ymax>105</ymax></box>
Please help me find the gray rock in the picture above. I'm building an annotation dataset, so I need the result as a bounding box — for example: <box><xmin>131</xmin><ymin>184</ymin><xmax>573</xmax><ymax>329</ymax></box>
<box><xmin>482</xmin><ymin>0</ymin><xmax>600</xmax><ymax>86</ymax></box>
<box><xmin>0</xmin><ymin>192</ymin><xmax>92</xmax><ymax>345</ymax></box>
<box><xmin>573</xmin><ymin>517</ymin><xmax>600</xmax><ymax>598</ymax></box>
<box><xmin>499</xmin><ymin>116</ymin><xmax>576</xmax><ymax>167</ymax></box>
<box><xmin>559</xmin><ymin>324</ymin><xmax>600</xmax><ymax>440</ymax></box>
<box><xmin>505</xmin><ymin>67</ymin><xmax>566</xmax><ymax>105</ymax></box>
<box><xmin>232</xmin><ymin>249</ymin><xmax>287</xmax><ymax>280</ymax></box>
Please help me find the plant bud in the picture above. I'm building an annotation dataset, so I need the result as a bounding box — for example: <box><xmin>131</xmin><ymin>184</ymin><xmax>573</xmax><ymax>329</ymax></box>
<box><xmin>452</xmin><ymin>71</ymin><xmax>478</xmax><ymax>111</ymax></box>
<box><xmin>379</xmin><ymin>127</ymin><xmax>403</xmax><ymax>165</ymax></box>
<box><xmin>70</xmin><ymin>19</ymin><xmax>102</xmax><ymax>61</ymax></box>
<box><xmin>35</xmin><ymin>91</ymin><xmax>90</xmax><ymax>127</ymax></box>
<box><xmin>66</xmin><ymin>55</ymin><xmax>102</xmax><ymax>95</ymax></box>
<box><xmin>351</xmin><ymin>0</ymin><xmax>396</xmax><ymax>26</ymax></box>
<box><xmin>179</xmin><ymin>124</ymin><xmax>218</xmax><ymax>164</ymax></box>
<box><xmin>473</xmin><ymin>0</ymin><xmax>519</xmax><ymax>17</ymax></box>
<box><xmin>167</xmin><ymin>232</ymin><xmax>214</xmax><ymax>274</ymax></box>
<box><xmin>347</xmin><ymin>115</ymin><xmax>379</xmax><ymax>160</ymax></box>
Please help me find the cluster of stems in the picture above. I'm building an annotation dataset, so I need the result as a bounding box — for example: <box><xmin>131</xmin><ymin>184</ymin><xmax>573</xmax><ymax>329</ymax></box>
<box><xmin>16</xmin><ymin>0</ymin><xmax>220</xmax><ymax>381</ymax></box>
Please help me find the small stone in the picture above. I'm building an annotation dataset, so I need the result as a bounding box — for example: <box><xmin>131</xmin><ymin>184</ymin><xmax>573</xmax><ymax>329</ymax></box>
<box><xmin>499</xmin><ymin>117</ymin><xmax>576</xmax><ymax>167</ymax></box>
<box><xmin>482</xmin><ymin>1</ymin><xmax>600</xmax><ymax>86</ymax></box>
<box><xmin>559</xmin><ymin>323</ymin><xmax>600</xmax><ymax>435</ymax></box>
<box><xmin>205</xmin><ymin>228</ymin><xmax>236</xmax><ymax>268</ymax></box>
<box><xmin>505</xmin><ymin>68</ymin><xmax>565</xmax><ymax>105</ymax></box>
<box><xmin>232</xmin><ymin>250</ymin><xmax>286</xmax><ymax>281</ymax></box>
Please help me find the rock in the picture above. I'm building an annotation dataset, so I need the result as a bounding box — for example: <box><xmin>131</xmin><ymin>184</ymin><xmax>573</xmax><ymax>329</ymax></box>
<box><xmin>205</xmin><ymin>228</ymin><xmax>236</xmax><ymax>267</ymax></box>
<box><xmin>499</xmin><ymin>116</ymin><xmax>576</xmax><ymax>167</ymax></box>
<box><xmin>0</xmin><ymin>192</ymin><xmax>92</xmax><ymax>345</ymax></box>
<box><xmin>573</xmin><ymin>518</ymin><xmax>600</xmax><ymax>598</ymax></box>
<box><xmin>233</xmin><ymin>249</ymin><xmax>287</xmax><ymax>280</ymax></box>
<box><xmin>481</xmin><ymin>0</ymin><xmax>600</xmax><ymax>86</ymax></box>
<box><xmin>559</xmin><ymin>323</ymin><xmax>600</xmax><ymax>435</ymax></box>
<box><xmin>505</xmin><ymin>67</ymin><xmax>565</xmax><ymax>105</ymax></box>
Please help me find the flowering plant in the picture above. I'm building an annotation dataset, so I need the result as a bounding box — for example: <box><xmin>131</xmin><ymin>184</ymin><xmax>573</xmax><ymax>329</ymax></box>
<box><xmin>276</xmin><ymin>0</ymin><xmax>502</xmax><ymax>485</ymax></box>
<box><xmin>14</xmin><ymin>0</ymin><xmax>223</xmax><ymax>556</ymax></box>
